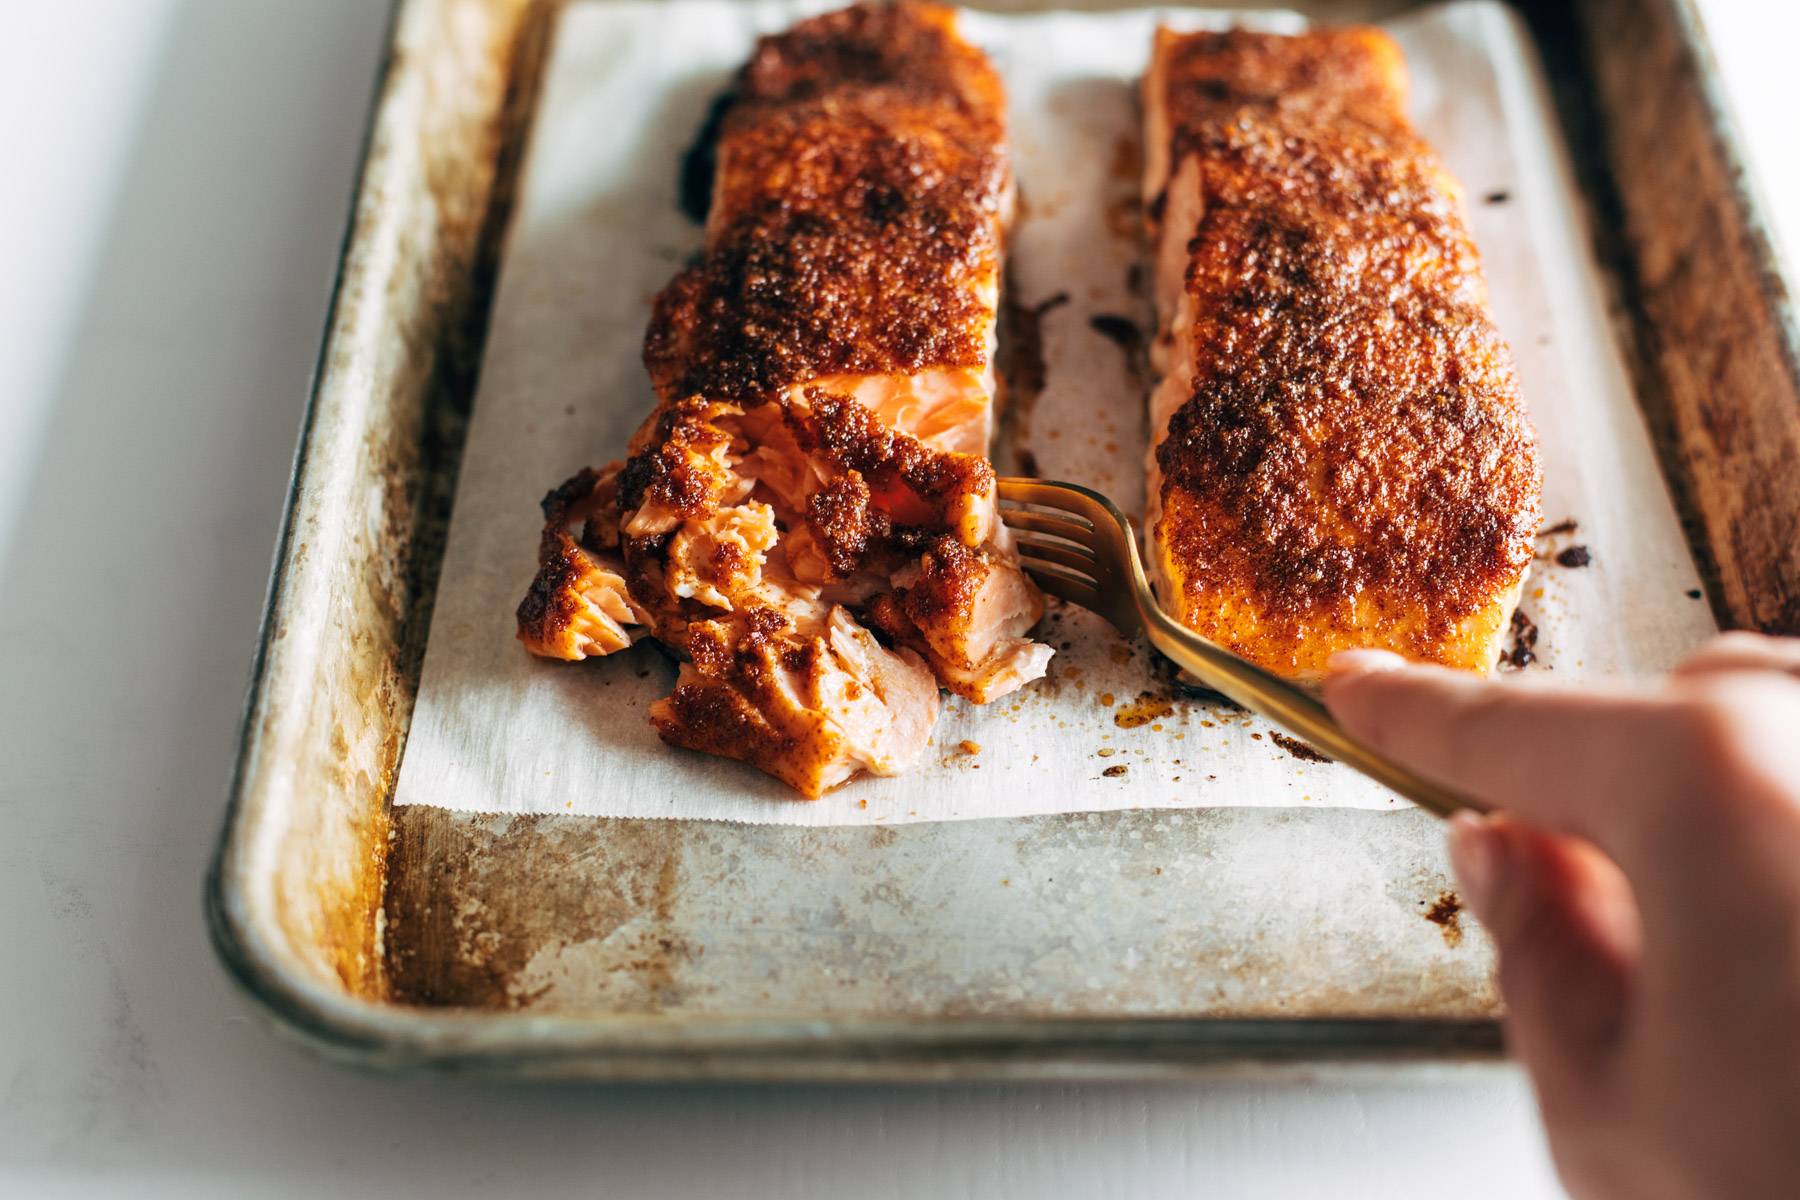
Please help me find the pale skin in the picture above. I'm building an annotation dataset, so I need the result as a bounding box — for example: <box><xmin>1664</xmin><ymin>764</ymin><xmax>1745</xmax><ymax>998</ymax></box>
<box><xmin>1323</xmin><ymin>632</ymin><xmax>1800</xmax><ymax>1200</ymax></box>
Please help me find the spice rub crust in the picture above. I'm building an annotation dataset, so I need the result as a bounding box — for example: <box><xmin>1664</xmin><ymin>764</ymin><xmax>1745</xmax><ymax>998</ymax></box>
<box><xmin>646</xmin><ymin>3</ymin><xmax>1009</xmax><ymax>405</ymax></box>
<box><xmin>1147</xmin><ymin>28</ymin><xmax>1542</xmax><ymax>674</ymax></box>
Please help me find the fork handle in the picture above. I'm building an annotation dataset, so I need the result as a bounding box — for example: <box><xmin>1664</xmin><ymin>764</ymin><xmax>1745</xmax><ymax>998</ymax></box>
<box><xmin>1140</xmin><ymin>606</ymin><xmax>1485</xmax><ymax>818</ymax></box>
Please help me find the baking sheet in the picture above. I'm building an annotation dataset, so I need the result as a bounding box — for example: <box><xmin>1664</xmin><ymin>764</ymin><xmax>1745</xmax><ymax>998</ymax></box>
<box><xmin>391</xmin><ymin>0</ymin><xmax>1717</xmax><ymax>826</ymax></box>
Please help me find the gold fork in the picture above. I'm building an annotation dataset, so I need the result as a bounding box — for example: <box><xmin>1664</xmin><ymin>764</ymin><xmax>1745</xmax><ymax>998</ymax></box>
<box><xmin>998</xmin><ymin>478</ymin><xmax>1483</xmax><ymax>818</ymax></box>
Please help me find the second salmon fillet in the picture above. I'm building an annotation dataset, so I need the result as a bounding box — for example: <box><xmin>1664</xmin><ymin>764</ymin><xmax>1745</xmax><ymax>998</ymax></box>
<box><xmin>517</xmin><ymin>3</ymin><xmax>1051</xmax><ymax>797</ymax></box>
<box><xmin>1142</xmin><ymin>27</ymin><xmax>1543</xmax><ymax>679</ymax></box>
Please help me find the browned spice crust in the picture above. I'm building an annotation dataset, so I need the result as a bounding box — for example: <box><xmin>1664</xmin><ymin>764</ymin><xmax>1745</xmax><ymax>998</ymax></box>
<box><xmin>1153</xmin><ymin>29</ymin><xmax>1542</xmax><ymax>658</ymax></box>
<box><xmin>645</xmin><ymin>3</ymin><xmax>1008</xmax><ymax>405</ymax></box>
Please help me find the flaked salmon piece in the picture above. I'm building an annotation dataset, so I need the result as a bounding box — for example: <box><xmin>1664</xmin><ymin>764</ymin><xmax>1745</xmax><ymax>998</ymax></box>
<box><xmin>870</xmin><ymin>536</ymin><xmax>1052</xmax><ymax>703</ymax></box>
<box><xmin>1140</xmin><ymin>27</ymin><xmax>1541</xmax><ymax>679</ymax></box>
<box><xmin>519</xmin><ymin>3</ymin><xmax>1048</xmax><ymax>795</ymax></box>
<box><xmin>516</xmin><ymin>465</ymin><xmax>649</xmax><ymax>659</ymax></box>
<box><xmin>651</xmin><ymin>606</ymin><xmax>940</xmax><ymax>798</ymax></box>
<box><xmin>664</xmin><ymin>500</ymin><xmax>780</xmax><ymax>611</ymax></box>
<box><xmin>594</xmin><ymin>389</ymin><xmax>1044</xmax><ymax>698</ymax></box>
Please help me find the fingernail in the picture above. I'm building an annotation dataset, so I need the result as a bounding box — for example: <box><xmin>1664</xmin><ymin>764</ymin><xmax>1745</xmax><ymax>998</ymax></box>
<box><xmin>1447</xmin><ymin>812</ymin><xmax>1504</xmax><ymax>917</ymax></box>
<box><xmin>1326</xmin><ymin>648</ymin><xmax>1406</xmax><ymax>677</ymax></box>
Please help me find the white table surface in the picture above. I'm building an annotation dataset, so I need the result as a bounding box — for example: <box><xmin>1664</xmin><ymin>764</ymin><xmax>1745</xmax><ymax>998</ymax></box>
<box><xmin>2</xmin><ymin>2</ymin><xmax>1787</xmax><ymax>1196</ymax></box>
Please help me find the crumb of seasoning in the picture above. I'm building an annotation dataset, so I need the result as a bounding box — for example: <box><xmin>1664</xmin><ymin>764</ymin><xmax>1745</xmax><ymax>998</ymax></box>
<box><xmin>1555</xmin><ymin>545</ymin><xmax>1592</xmax><ymax>568</ymax></box>
<box><xmin>1102</xmin><ymin>764</ymin><xmax>1129</xmax><ymax>778</ymax></box>
<box><xmin>1500</xmin><ymin>608</ymin><xmax>1540</xmax><ymax>670</ymax></box>
<box><xmin>1537</xmin><ymin>517</ymin><xmax>1578</xmax><ymax>537</ymax></box>
<box><xmin>1096</xmin><ymin>747</ymin><xmax>1117</xmax><ymax>758</ymax></box>
<box><xmin>1687</xmin><ymin>588</ymin><xmax>1703</xmax><ymax>600</ymax></box>
<box><xmin>1484</xmin><ymin>189</ymin><xmax>1510</xmax><ymax>204</ymax></box>
<box><xmin>958</xmin><ymin>740</ymin><xmax>982</xmax><ymax>756</ymax></box>
<box><xmin>1001</xmin><ymin>878</ymin><xmax>1011</xmax><ymax>887</ymax></box>
<box><xmin>1270</xmin><ymin>731</ymin><xmax>1332</xmax><ymax>764</ymax></box>
<box><xmin>1114</xmin><ymin>692</ymin><xmax>1175</xmax><ymax>728</ymax></box>
<box><xmin>1423</xmin><ymin>891</ymin><xmax>1464</xmax><ymax>948</ymax></box>
<box><xmin>858</xmin><ymin>798</ymin><xmax>867</xmax><ymax>809</ymax></box>
<box><xmin>1250</xmin><ymin>732</ymin><xmax>1263</xmax><ymax>741</ymax></box>
<box><xmin>1099</xmin><ymin>692</ymin><xmax>1116</xmax><ymax>706</ymax></box>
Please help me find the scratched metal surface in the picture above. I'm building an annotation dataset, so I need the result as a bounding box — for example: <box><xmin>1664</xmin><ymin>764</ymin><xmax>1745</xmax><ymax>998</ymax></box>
<box><xmin>385</xmin><ymin>806</ymin><xmax>1487</xmax><ymax>1017</ymax></box>
<box><xmin>207</xmin><ymin>0</ymin><xmax>1798</xmax><ymax>1077</ymax></box>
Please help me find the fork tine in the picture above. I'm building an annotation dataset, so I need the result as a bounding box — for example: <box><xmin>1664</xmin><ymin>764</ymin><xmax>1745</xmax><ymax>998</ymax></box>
<box><xmin>1019</xmin><ymin>562</ymin><xmax>1103</xmax><ymax>610</ymax></box>
<box><xmin>1014</xmin><ymin>536</ymin><xmax>1098</xmax><ymax>573</ymax></box>
<box><xmin>996</xmin><ymin>509</ymin><xmax>1095</xmax><ymax>543</ymax></box>
<box><xmin>997</xmin><ymin>498</ymin><xmax>1094</xmax><ymax>524</ymax></box>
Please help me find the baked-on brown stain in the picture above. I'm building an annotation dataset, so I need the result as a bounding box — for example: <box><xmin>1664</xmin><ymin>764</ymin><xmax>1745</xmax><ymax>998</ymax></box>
<box><xmin>385</xmin><ymin>810</ymin><xmax>691</xmax><ymax>1009</ymax></box>
<box><xmin>1424</xmin><ymin>890</ymin><xmax>1464</xmax><ymax>948</ymax></box>
<box><xmin>1146</xmin><ymin>29</ymin><xmax>1542</xmax><ymax>675</ymax></box>
<box><xmin>999</xmin><ymin>289</ymin><xmax>1070</xmax><ymax>463</ymax></box>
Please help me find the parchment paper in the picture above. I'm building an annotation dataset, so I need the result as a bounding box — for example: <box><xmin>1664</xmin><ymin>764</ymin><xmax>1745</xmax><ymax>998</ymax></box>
<box><xmin>392</xmin><ymin>0</ymin><xmax>1718</xmax><ymax>825</ymax></box>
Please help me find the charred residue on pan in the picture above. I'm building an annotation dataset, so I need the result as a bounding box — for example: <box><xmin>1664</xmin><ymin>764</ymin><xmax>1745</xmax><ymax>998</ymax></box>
<box><xmin>1089</xmin><ymin>312</ymin><xmax>1149</xmax><ymax>396</ymax></box>
<box><xmin>678</xmin><ymin>86</ymin><xmax>737</xmax><ymax>223</ymax></box>
<box><xmin>384</xmin><ymin>810</ymin><xmax>695</xmax><ymax>1011</ymax></box>
<box><xmin>1555</xmin><ymin>544</ymin><xmax>1592</xmax><ymax>568</ymax></box>
<box><xmin>998</xmin><ymin>288</ymin><xmax>1069</xmax><ymax>474</ymax></box>
<box><xmin>1534</xmin><ymin>517</ymin><xmax>1591</xmax><ymax>568</ymax></box>
<box><xmin>1423</xmin><ymin>890</ymin><xmax>1464</xmax><ymax>947</ymax></box>
<box><xmin>1089</xmin><ymin>313</ymin><xmax>1143</xmax><ymax>354</ymax></box>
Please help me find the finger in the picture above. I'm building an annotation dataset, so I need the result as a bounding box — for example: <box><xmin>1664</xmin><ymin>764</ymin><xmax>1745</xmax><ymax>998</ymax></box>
<box><xmin>1670</xmin><ymin>631</ymin><xmax>1800</xmax><ymax>681</ymax></box>
<box><xmin>1449</xmin><ymin>815</ymin><xmax>1639</xmax><ymax>1093</ymax></box>
<box><xmin>1323</xmin><ymin>654</ymin><xmax>1684</xmax><ymax>865</ymax></box>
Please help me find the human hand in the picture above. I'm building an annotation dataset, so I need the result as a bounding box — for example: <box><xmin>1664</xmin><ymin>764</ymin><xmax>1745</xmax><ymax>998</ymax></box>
<box><xmin>1324</xmin><ymin>633</ymin><xmax>1800</xmax><ymax>1200</ymax></box>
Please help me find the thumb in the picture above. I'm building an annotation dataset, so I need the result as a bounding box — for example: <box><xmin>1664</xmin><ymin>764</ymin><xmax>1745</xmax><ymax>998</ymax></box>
<box><xmin>1449</xmin><ymin>814</ymin><xmax>1640</xmax><ymax>1094</ymax></box>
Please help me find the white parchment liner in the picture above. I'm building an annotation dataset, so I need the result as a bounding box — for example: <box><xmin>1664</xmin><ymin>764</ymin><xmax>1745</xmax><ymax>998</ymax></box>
<box><xmin>392</xmin><ymin>0</ymin><xmax>1717</xmax><ymax>824</ymax></box>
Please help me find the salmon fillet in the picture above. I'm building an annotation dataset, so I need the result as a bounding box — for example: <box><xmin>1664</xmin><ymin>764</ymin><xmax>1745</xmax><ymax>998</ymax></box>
<box><xmin>518</xmin><ymin>3</ymin><xmax>1050</xmax><ymax>797</ymax></box>
<box><xmin>1141</xmin><ymin>27</ymin><xmax>1542</xmax><ymax>678</ymax></box>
